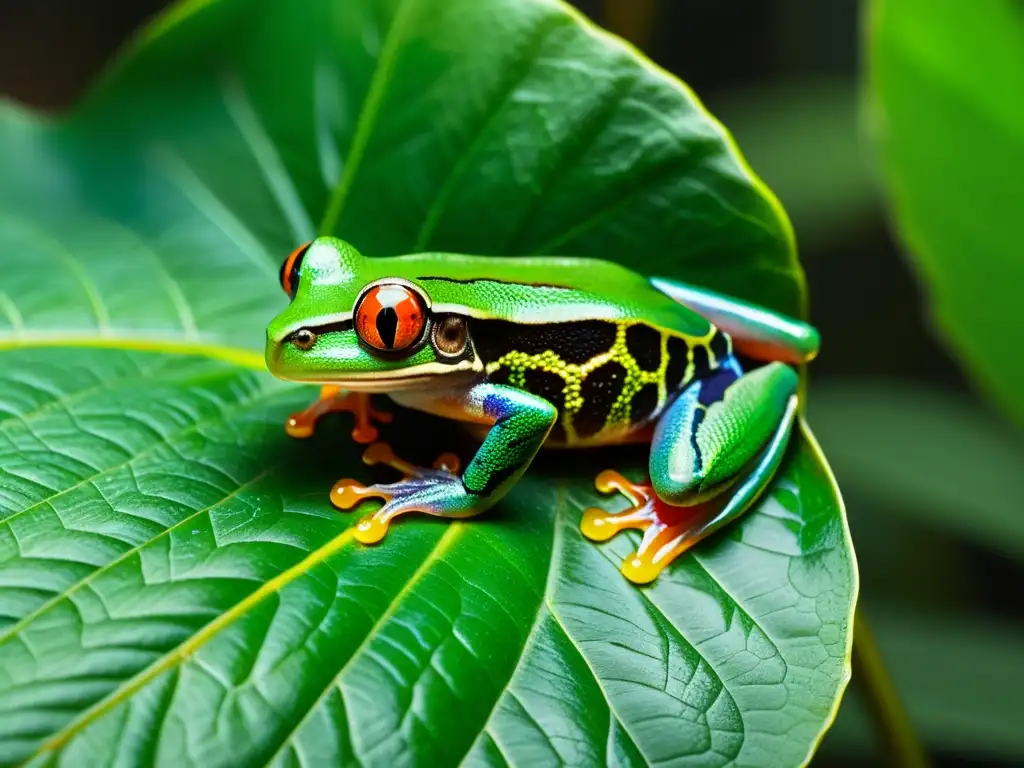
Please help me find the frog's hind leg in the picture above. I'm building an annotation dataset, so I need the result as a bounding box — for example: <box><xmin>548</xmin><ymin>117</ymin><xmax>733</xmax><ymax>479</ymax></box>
<box><xmin>284</xmin><ymin>385</ymin><xmax>392</xmax><ymax>443</ymax></box>
<box><xmin>581</xmin><ymin>361</ymin><xmax>798</xmax><ymax>584</ymax></box>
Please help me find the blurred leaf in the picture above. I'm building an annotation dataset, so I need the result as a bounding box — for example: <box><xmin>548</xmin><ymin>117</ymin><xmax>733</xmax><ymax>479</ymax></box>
<box><xmin>809</xmin><ymin>378</ymin><xmax>1024</xmax><ymax>560</ymax></box>
<box><xmin>831</xmin><ymin>498</ymin><xmax>979</xmax><ymax>613</ymax></box>
<box><xmin>866</xmin><ymin>0</ymin><xmax>1024</xmax><ymax>424</ymax></box>
<box><xmin>0</xmin><ymin>0</ymin><xmax>855</xmax><ymax>765</ymax></box>
<box><xmin>714</xmin><ymin>78</ymin><xmax>878</xmax><ymax>250</ymax></box>
<box><xmin>819</xmin><ymin>606</ymin><xmax>1024</xmax><ymax>760</ymax></box>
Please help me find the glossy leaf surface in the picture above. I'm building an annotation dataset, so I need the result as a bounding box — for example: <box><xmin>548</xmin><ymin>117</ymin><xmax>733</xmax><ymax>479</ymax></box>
<box><xmin>0</xmin><ymin>0</ymin><xmax>855</xmax><ymax>765</ymax></box>
<box><xmin>866</xmin><ymin>0</ymin><xmax>1024</xmax><ymax>421</ymax></box>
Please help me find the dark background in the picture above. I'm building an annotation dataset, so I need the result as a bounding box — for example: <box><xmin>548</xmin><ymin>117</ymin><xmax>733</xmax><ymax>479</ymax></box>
<box><xmin>2</xmin><ymin>1</ymin><xmax>1018</xmax><ymax>766</ymax></box>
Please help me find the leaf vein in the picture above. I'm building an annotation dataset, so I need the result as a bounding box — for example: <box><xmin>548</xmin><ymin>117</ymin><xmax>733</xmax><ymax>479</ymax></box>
<box><xmin>26</xmin><ymin>522</ymin><xmax>363</xmax><ymax>760</ymax></box>
<box><xmin>318</xmin><ymin>0</ymin><xmax>419</xmax><ymax>234</ymax></box>
<box><xmin>221</xmin><ymin>71</ymin><xmax>315</xmax><ymax>242</ymax></box>
<box><xmin>0</xmin><ymin>378</ymin><xmax>278</xmax><ymax>528</ymax></box>
<box><xmin>543</xmin><ymin>515</ymin><xmax>649</xmax><ymax>764</ymax></box>
<box><xmin>412</xmin><ymin>14</ymin><xmax>567</xmax><ymax>251</ymax></box>
<box><xmin>0</xmin><ymin>215</ymin><xmax>112</xmax><ymax>333</ymax></box>
<box><xmin>0</xmin><ymin>466</ymin><xmax>280</xmax><ymax>647</ymax></box>
<box><xmin>504</xmin><ymin>65</ymin><xmax>640</xmax><ymax>253</ymax></box>
<box><xmin>151</xmin><ymin>144</ymin><xmax>276</xmax><ymax>276</ymax></box>
<box><xmin>262</xmin><ymin>524</ymin><xmax>463</xmax><ymax>768</ymax></box>
<box><xmin>532</xmin><ymin>150</ymin><xmax>707</xmax><ymax>255</ymax></box>
<box><xmin>453</xmin><ymin>493</ymin><xmax>560</xmax><ymax>766</ymax></box>
<box><xmin>0</xmin><ymin>290</ymin><xmax>25</xmax><ymax>331</ymax></box>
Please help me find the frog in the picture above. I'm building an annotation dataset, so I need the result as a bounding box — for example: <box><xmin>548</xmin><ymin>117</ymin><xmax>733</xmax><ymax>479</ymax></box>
<box><xmin>264</xmin><ymin>236</ymin><xmax>819</xmax><ymax>585</ymax></box>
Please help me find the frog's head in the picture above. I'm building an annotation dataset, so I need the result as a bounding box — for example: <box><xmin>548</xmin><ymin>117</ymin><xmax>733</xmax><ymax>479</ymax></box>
<box><xmin>265</xmin><ymin>237</ymin><xmax>479</xmax><ymax>392</ymax></box>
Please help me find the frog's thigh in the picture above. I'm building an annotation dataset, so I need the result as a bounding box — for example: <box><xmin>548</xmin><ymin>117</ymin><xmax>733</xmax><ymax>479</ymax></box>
<box><xmin>650</xmin><ymin>361</ymin><xmax>798</xmax><ymax>506</ymax></box>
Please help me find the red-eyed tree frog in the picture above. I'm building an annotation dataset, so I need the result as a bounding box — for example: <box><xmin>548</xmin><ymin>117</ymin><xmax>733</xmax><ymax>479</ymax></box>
<box><xmin>265</xmin><ymin>237</ymin><xmax>819</xmax><ymax>584</ymax></box>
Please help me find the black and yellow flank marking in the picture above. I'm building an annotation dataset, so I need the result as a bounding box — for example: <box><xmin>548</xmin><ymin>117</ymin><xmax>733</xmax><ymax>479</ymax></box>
<box><xmin>472</xmin><ymin>318</ymin><xmax>732</xmax><ymax>445</ymax></box>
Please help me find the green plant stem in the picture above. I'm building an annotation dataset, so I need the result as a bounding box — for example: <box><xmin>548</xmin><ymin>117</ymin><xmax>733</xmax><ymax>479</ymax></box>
<box><xmin>853</xmin><ymin>608</ymin><xmax>931</xmax><ymax>768</ymax></box>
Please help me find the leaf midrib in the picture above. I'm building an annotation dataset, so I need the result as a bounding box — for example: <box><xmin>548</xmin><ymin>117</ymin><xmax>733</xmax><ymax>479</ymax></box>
<box><xmin>0</xmin><ymin>465</ymin><xmax>281</xmax><ymax>648</ymax></box>
<box><xmin>0</xmin><ymin>336</ymin><xmax>266</xmax><ymax>371</ymax></box>
<box><xmin>29</xmin><ymin>525</ymin><xmax>362</xmax><ymax>759</ymax></box>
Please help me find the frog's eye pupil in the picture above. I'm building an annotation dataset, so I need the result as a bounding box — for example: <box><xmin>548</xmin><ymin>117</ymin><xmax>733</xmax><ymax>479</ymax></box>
<box><xmin>375</xmin><ymin>306</ymin><xmax>399</xmax><ymax>348</ymax></box>
<box><xmin>280</xmin><ymin>241</ymin><xmax>312</xmax><ymax>299</ymax></box>
<box><xmin>355</xmin><ymin>283</ymin><xmax>426</xmax><ymax>352</ymax></box>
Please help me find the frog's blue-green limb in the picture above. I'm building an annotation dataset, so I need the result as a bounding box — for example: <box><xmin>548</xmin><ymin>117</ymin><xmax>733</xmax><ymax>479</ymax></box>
<box><xmin>650</xmin><ymin>277</ymin><xmax>820</xmax><ymax>364</ymax></box>
<box><xmin>582</xmin><ymin>360</ymin><xmax>799</xmax><ymax>584</ymax></box>
<box><xmin>331</xmin><ymin>383</ymin><xmax>556</xmax><ymax>543</ymax></box>
<box><xmin>461</xmin><ymin>383</ymin><xmax>558</xmax><ymax>497</ymax></box>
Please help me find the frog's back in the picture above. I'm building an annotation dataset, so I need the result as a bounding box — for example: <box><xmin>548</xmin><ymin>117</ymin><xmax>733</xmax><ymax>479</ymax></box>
<box><xmin>377</xmin><ymin>251</ymin><xmax>710</xmax><ymax>337</ymax></box>
<box><xmin>376</xmin><ymin>252</ymin><xmax>733</xmax><ymax>446</ymax></box>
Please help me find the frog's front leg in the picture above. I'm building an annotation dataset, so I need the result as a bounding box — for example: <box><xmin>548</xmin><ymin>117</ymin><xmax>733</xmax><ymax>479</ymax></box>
<box><xmin>331</xmin><ymin>383</ymin><xmax>557</xmax><ymax>543</ymax></box>
<box><xmin>582</xmin><ymin>361</ymin><xmax>799</xmax><ymax>585</ymax></box>
<box><xmin>284</xmin><ymin>385</ymin><xmax>392</xmax><ymax>443</ymax></box>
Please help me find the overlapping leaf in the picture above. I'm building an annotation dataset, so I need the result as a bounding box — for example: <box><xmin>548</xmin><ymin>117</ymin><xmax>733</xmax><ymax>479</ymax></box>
<box><xmin>867</xmin><ymin>0</ymin><xmax>1024</xmax><ymax>422</ymax></box>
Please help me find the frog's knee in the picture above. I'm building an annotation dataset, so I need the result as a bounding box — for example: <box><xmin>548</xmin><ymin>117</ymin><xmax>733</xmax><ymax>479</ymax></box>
<box><xmin>648</xmin><ymin>455</ymin><xmax>717</xmax><ymax>506</ymax></box>
<box><xmin>650</xmin><ymin>362</ymin><xmax>798</xmax><ymax>505</ymax></box>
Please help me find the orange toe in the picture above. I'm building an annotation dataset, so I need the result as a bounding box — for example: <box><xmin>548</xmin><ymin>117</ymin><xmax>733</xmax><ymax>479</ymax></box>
<box><xmin>581</xmin><ymin>469</ymin><xmax>709</xmax><ymax>585</ymax></box>
<box><xmin>285</xmin><ymin>388</ymin><xmax>391</xmax><ymax>444</ymax></box>
<box><xmin>330</xmin><ymin>479</ymin><xmax>390</xmax><ymax>511</ymax></box>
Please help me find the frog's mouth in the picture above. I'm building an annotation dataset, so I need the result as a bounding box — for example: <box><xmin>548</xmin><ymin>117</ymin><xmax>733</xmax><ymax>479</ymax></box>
<box><xmin>271</xmin><ymin>364</ymin><xmax>480</xmax><ymax>393</ymax></box>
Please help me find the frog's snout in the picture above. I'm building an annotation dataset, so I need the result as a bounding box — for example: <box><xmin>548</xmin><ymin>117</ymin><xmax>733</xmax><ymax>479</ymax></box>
<box><xmin>264</xmin><ymin>331</ymin><xmax>282</xmax><ymax>376</ymax></box>
<box><xmin>264</xmin><ymin>324</ymin><xmax>292</xmax><ymax>377</ymax></box>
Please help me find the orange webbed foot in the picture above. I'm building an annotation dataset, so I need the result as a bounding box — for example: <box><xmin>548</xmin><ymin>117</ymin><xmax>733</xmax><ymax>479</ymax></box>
<box><xmin>285</xmin><ymin>386</ymin><xmax>392</xmax><ymax>443</ymax></box>
<box><xmin>330</xmin><ymin>442</ymin><xmax>465</xmax><ymax>544</ymax></box>
<box><xmin>581</xmin><ymin>470</ymin><xmax>712</xmax><ymax>585</ymax></box>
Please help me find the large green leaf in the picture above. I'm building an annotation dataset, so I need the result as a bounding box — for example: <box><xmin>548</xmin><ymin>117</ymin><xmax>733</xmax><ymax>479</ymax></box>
<box><xmin>0</xmin><ymin>0</ymin><xmax>856</xmax><ymax>765</ymax></box>
<box><xmin>866</xmin><ymin>0</ymin><xmax>1024</xmax><ymax>422</ymax></box>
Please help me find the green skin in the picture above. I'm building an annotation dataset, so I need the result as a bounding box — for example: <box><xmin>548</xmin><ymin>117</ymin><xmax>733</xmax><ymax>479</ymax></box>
<box><xmin>265</xmin><ymin>237</ymin><xmax>819</xmax><ymax>584</ymax></box>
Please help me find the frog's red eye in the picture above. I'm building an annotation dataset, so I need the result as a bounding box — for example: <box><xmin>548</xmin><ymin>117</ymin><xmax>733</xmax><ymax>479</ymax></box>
<box><xmin>280</xmin><ymin>241</ymin><xmax>312</xmax><ymax>299</ymax></box>
<box><xmin>355</xmin><ymin>283</ymin><xmax>427</xmax><ymax>352</ymax></box>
